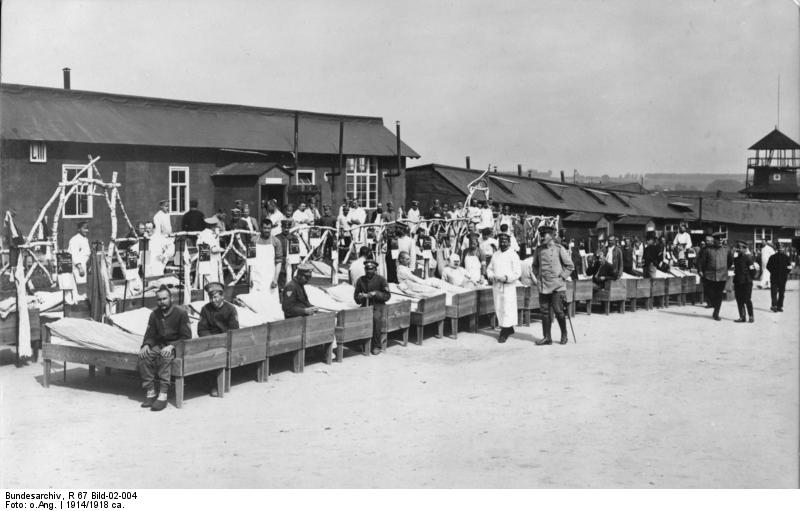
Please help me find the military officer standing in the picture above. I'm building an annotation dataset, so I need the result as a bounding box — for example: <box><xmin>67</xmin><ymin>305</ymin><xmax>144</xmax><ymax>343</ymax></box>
<box><xmin>531</xmin><ymin>225</ymin><xmax>574</xmax><ymax>345</ymax></box>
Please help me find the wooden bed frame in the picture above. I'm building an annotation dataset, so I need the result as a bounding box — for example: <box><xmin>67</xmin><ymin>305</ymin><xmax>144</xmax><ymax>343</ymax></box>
<box><xmin>225</xmin><ymin>323</ymin><xmax>268</xmax><ymax>392</ymax></box>
<box><xmin>265</xmin><ymin>316</ymin><xmax>305</xmax><ymax>377</ymax></box>
<box><xmin>303</xmin><ymin>311</ymin><xmax>337</xmax><ymax>365</ymax></box>
<box><xmin>650</xmin><ymin>278</ymin><xmax>667</xmax><ymax>308</ymax></box>
<box><xmin>445</xmin><ymin>290</ymin><xmax>476</xmax><ymax>339</ymax></box>
<box><xmin>41</xmin><ymin>326</ymin><xmax>228</xmax><ymax>408</ymax></box>
<box><xmin>334</xmin><ymin>306</ymin><xmax>374</xmax><ymax>361</ymax></box>
<box><xmin>474</xmin><ymin>287</ymin><xmax>495</xmax><ymax>331</ymax></box>
<box><xmin>681</xmin><ymin>276</ymin><xmax>697</xmax><ymax>305</ymax></box>
<box><xmin>0</xmin><ymin>308</ymin><xmax>41</xmax><ymax>363</ymax></box>
<box><xmin>571</xmin><ymin>280</ymin><xmax>594</xmax><ymax>316</ymax></box>
<box><xmin>665</xmin><ymin>277</ymin><xmax>684</xmax><ymax>307</ymax></box>
<box><xmin>379</xmin><ymin>301</ymin><xmax>411</xmax><ymax>351</ymax></box>
<box><xmin>410</xmin><ymin>294</ymin><xmax>446</xmax><ymax>345</ymax></box>
<box><xmin>593</xmin><ymin>280</ymin><xmax>627</xmax><ymax>314</ymax></box>
<box><xmin>516</xmin><ymin>285</ymin><xmax>530</xmax><ymax>326</ymax></box>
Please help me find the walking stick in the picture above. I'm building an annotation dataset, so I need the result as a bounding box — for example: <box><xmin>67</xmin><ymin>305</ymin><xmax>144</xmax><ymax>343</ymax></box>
<box><xmin>564</xmin><ymin>293</ymin><xmax>577</xmax><ymax>344</ymax></box>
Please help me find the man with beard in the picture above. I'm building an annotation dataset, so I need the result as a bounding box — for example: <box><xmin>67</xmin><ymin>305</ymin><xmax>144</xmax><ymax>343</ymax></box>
<box><xmin>531</xmin><ymin>225</ymin><xmax>574</xmax><ymax>345</ymax></box>
<box><xmin>138</xmin><ymin>285</ymin><xmax>191</xmax><ymax>411</ymax></box>
<box><xmin>486</xmin><ymin>232</ymin><xmax>522</xmax><ymax>343</ymax></box>
<box><xmin>353</xmin><ymin>260</ymin><xmax>391</xmax><ymax>355</ymax></box>
<box><xmin>697</xmin><ymin>232</ymin><xmax>733</xmax><ymax>321</ymax></box>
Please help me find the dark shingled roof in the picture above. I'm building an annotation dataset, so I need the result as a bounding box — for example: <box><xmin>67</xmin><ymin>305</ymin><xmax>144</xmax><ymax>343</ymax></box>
<box><xmin>748</xmin><ymin>128</ymin><xmax>800</xmax><ymax>151</ymax></box>
<box><xmin>0</xmin><ymin>83</ymin><xmax>420</xmax><ymax>158</ymax></box>
<box><xmin>213</xmin><ymin>162</ymin><xmax>280</xmax><ymax>177</ymax></box>
<box><xmin>409</xmin><ymin>164</ymin><xmax>800</xmax><ymax>228</ymax></box>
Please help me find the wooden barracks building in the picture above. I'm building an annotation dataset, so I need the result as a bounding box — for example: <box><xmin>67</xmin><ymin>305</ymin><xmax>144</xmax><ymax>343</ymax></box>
<box><xmin>0</xmin><ymin>73</ymin><xmax>418</xmax><ymax>244</ymax></box>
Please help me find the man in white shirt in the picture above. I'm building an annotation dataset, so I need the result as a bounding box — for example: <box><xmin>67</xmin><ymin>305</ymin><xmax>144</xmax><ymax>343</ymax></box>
<box><xmin>266</xmin><ymin>199</ymin><xmax>285</xmax><ymax>237</ymax></box>
<box><xmin>153</xmin><ymin>199</ymin><xmax>172</xmax><ymax>237</ymax></box>
<box><xmin>478</xmin><ymin>201</ymin><xmax>495</xmax><ymax>231</ymax></box>
<box><xmin>349</xmin><ymin>246</ymin><xmax>372</xmax><ymax>285</ymax></box>
<box><xmin>498</xmin><ymin>205</ymin><xmax>514</xmax><ymax>231</ymax></box>
<box><xmin>673</xmin><ymin>224</ymin><xmax>692</xmax><ymax>249</ymax></box>
<box><xmin>467</xmin><ymin>199</ymin><xmax>482</xmax><ymax>224</ymax></box>
<box><xmin>486</xmin><ymin>232</ymin><xmax>522</xmax><ymax>343</ymax></box>
<box><xmin>479</xmin><ymin>228</ymin><xmax>498</xmax><ymax>261</ymax></box>
<box><xmin>405</xmin><ymin>200</ymin><xmax>421</xmax><ymax>228</ymax></box>
<box><xmin>68</xmin><ymin>221</ymin><xmax>91</xmax><ymax>286</ymax></box>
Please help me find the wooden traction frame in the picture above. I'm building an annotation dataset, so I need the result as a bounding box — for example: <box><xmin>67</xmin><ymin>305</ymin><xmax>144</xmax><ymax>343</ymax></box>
<box><xmin>335</xmin><ymin>306</ymin><xmax>374</xmax><ymax>361</ymax></box>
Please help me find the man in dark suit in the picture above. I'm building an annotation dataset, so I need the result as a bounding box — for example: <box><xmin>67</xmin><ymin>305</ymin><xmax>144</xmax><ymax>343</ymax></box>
<box><xmin>767</xmin><ymin>244</ymin><xmax>792</xmax><ymax>312</ymax></box>
<box><xmin>587</xmin><ymin>235</ymin><xmax>623</xmax><ymax>287</ymax></box>
<box><xmin>732</xmin><ymin>240</ymin><xmax>756</xmax><ymax>323</ymax></box>
<box><xmin>354</xmin><ymin>260</ymin><xmax>391</xmax><ymax>356</ymax></box>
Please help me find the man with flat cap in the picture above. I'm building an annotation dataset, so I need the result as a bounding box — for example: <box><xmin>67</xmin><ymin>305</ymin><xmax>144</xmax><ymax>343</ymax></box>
<box><xmin>282</xmin><ymin>264</ymin><xmax>319</xmax><ymax>318</ymax></box>
<box><xmin>276</xmin><ymin>219</ymin><xmax>297</xmax><ymax>289</ymax></box>
<box><xmin>697</xmin><ymin>231</ymin><xmax>733</xmax><ymax>321</ymax></box>
<box><xmin>487</xmin><ymin>231</ymin><xmax>522</xmax><ymax>343</ymax></box>
<box><xmin>197</xmin><ymin>281</ymin><xmax>239</xmax><ymax>397</ymax></box>
<box><xmin>406</xmin><ymin>200</ymin><xmax>421</xmax><ymax>227</ymax></box>
<box><xmin>354</xmin><ymin>260</ymin><xmax>391</xmax><ymax>355</ymax></box>
<box><xmin>531</xmin><ymin>225</ymin><xmax>574</xmax><ymax>345</ymax></box>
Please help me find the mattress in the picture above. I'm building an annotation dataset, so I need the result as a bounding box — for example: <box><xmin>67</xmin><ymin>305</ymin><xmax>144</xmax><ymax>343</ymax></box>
<box><xmin>47</xmin><ymin>318</ymin><xmax>142</xmax><ymax>354</ymax></box>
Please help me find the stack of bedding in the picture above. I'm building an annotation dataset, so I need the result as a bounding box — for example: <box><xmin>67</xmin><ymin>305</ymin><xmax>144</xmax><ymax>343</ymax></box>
<box><xmin>48</xmin><ymin>317</ymin><xmax>141</xmax><ymax>354</ymax></box>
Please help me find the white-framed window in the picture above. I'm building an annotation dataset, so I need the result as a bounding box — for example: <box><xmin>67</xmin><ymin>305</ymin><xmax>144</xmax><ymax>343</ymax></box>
<box><xmin>754</xmin><ymin>227</ymin><xmax>773</xmax><ymax>244</ymax></box>
<box><xmin>345</xmin><ymin>157</ymin><xmax>378</xmax><ymax>208</ymax></box>
<box><xmin>29</xmin><ymin>141</ymin><xmax>47</xmax><ymax>163</ymax></box>
<box><xmin>62</xmin><ymin>164</ymin><xmax>93</xmax><ymax>218</ymax></box>
<box><xmin>169</xmin><ymin>166</ymin><xmax>189</xmax><ymax>215</ymax></box>
<box><xmin>296</xmin><ymin>168</ymin><xmax>316</xmax><ymax>186</ymax></box>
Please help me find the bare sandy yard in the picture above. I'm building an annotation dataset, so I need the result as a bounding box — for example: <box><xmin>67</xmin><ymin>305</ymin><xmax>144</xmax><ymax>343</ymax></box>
<box><xmin>1</xmin><ymin>283</ymin><xmax>797</xmax><ymax>488</ymax></box>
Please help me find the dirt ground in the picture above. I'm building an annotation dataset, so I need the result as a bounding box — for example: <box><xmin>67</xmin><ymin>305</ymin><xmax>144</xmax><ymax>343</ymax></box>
<box><xmin>1</xmin><ymin>283</ymin><xmax>797</xmax><ymax>489</ymax></box>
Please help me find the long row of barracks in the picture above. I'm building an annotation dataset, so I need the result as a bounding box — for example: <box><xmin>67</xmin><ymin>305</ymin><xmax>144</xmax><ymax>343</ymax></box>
<box><xmin>1</xmin><ymin>76</ymin><xmax>799</xmax><ymax>251</ymax></box>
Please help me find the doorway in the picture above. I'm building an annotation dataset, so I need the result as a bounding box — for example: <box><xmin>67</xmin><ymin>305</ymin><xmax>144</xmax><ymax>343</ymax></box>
<box><xmin>260</xmin><ymin>185</ymin><xmax>286</xmax><ymax>220</ymax></box>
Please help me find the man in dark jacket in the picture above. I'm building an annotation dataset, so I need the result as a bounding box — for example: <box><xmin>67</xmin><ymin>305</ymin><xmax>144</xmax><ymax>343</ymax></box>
<box><xmin>642</xmin><ymin>236</ymin><xmax>660</xmax><ymax>278</ymax></box>
<box><xmin>197</xmin><ymin>281</ymin><xmax>239</xmax><ymax>397</ymax></box>
<box><xmin>138</xmin><ymin>285</ymin><xmax>191</xmax><ymax>411</ymax></box>
<box><xmin>181</xmin><ymin>199</ymin><xmax>206</xmax><ymax>233</ymax></box>
<box><xmin>697</xmin><ymin>232</ymin><xmax>733</xmax><ymax>321</ymax></box>
<box><xmin>354</xmin><ymin>260</ymin><xmax>391</xmax><ymax>355</ymax></box>
<box><xmin>767</xmin><ymin>244</ymin><xmax>792</xmax><ymax>312</ymax></box>
<box><xmin>732</xmin><ymin>240</ymin><xmax>756</xmax><ymax>323</ymax></box>
<box><xmin>282</xmin><ymin>264</ymin><xmax>319</xmax><ymax>318</ymax></box>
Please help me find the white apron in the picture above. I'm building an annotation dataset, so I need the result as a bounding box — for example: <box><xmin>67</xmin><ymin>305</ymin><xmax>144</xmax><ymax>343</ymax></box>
<box><xmin>250</xmin><ymin>241</ymin><xmax>276</xmax><ymax>292</ymax></box>
<box><xmin>487</xmin><ymin>249</ymin><xmax>521</xmax><ymax>328</ymax></box>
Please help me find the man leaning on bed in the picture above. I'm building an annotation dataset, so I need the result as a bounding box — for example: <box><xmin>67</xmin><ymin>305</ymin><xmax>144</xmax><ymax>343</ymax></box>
<box><xmin>138</xmin><ymin>284</ymin><xmax>191</xmax><ymax>411</ymax></box>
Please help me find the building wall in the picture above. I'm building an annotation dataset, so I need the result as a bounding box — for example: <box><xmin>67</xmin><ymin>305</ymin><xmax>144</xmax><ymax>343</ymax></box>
<box><xmin>0</xmin><ymin>140</ymin><xmax>408</xmax><ymax>249</ymax></box>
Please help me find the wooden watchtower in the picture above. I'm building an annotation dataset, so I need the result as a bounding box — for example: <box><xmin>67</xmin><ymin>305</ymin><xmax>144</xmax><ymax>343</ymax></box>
<box><xmin>742</xmin><ymin>128</ymin><xmax>800</xmax><ymax>201</ymax></box>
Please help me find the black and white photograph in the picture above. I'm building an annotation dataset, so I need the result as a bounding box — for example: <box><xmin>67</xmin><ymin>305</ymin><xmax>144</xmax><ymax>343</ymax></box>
<box><xmin>1</xmin><ymin>0</ymin><xmax>799</xmax><ymax>500</ymax></box>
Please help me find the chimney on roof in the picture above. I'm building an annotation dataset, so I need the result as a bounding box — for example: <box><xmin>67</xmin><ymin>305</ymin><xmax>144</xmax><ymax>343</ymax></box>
<box><xmin>493</xmin><ymin>166</ymin><xmax>498</xmax><ymax>173</ymax></box>
<box><xmin>560</xmin><ymin>170</ymin><xmax>565</xmax><ymax>183</ymax></box>
<box><xmin>465</xmin><ymin>156</ymin><xmax>471</xmax><ymax>169</ymax></box>
<box><xmin>527</xmin><ymin>170</ymin><xmax>532</xmax><ymax>179</ymax></box>
<box><xmin>62</xmin><ymin>68</ymin><xmax>71</xmax><ymax>89</ymax></box>
<box><xmin>517</xmin><ymin>164</ymin><xmax>522</xmax><ymax>176</ymax></box>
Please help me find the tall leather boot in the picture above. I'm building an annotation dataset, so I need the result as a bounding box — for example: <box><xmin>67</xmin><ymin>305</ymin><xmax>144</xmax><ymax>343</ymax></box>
<box><xmin>537</xmin><ymin>313</ymin><xmax>552</xmax><ymax>345</ymax></box>
<box><xmin>556</xmin><ymin>316</ymin><xmax>569</xmax><ymax>344</ymax></box>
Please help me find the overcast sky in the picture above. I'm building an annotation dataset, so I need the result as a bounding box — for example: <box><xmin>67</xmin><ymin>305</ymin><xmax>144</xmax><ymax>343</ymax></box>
<box><xmin>2</xmin><ymin>0</ymin><xmax>799</xmax><ymax>176</ymax></box>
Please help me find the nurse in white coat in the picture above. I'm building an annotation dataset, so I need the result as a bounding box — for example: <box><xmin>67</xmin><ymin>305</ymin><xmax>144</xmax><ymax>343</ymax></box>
<box><xmin>486</xmin><ymin>232</ymin><xmax>521</xmax><ymax>343</ymax></box>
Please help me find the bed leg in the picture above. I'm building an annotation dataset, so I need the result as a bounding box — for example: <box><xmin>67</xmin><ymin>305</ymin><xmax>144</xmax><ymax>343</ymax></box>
<box><xmin>490</xmin><ymin>315</ymin><xmax>497</xmax><ymax>329</ymax></box>
<box><xmin>401</xmin><ymin>328</ymin><xmax>409</xmax><ymax>347</ymax></box>
<box><xmin>586</xmin><ymin>300</ymin><xmax>592</xmax><ymax>315</ymax></box>
<box><xmin>619</xmin><ymin>301</ymin><xmax>625</xmax><ymax>314</ymax></box>
<box><xmin>469</xmin><ymin>314</ymin><xmax>477</xmax><ymax>333</ymax></box>
<box><xmin>436</xmin><ymin>320</ymin><xmax>443</xmax><ymax>339</ymax></box>
<box><xmin>63</xmin><ymin>362</ymin><xmax>67</xmax><ymax>382</ymax></box>
<box><xmin>325</xmin><ymin>343</ymin><xmax>333</xmax><ymax>365</ymax></box>
<box><xmin>216</xmin><ymin>370</ymin><xmax>225</xmax><ymax>398</ymax></box>
<box><xmin>450</xmin><ymin>318</ymin><xmax>458</xmax><ymax>339</ymax></box>
<box><xmin>363</xmin><ymin>339</ymin><xmax>371</xmax><ymax>355</ymax></box>
<box><xmin>88</xmin><ymin>365</ymin><xmax>96</xmax><ymax>378</ymax></box>
<box><xmin>43</xmin><ymin>359</ymin><xmax>51</xmax><ymax>388</ymax></box>
<box><xmin>225</xmin><ymin>367</ymin><xmax>231</xmax><ymax>393</ymax></box>
<box><xmin>175</xmin><ymin>377</ymin><xmax>184</xmax><ymax>408</ymax></box>
<box><xmin>416</xmin><ymin>325</ymin><xmax>423</xmax><ymax>345</ymax></box>
<box><xmin>293</xmin><ymin>349</ymin><xmax>304</xmax><ymax>373</ymax></box>
<box><xmin>257</xmin><ymin>360</ymin><xmax>267</xmax><ymax>381</ymax></box>
<box><xmin>336</xmin><ymin>343</ymin><xmax>343</xmax><ymax>363</ymax></box>
<box><xmin>264</xmin><ymin>357</ymin><xmax>271</xmax><ymax>379</ymax></box>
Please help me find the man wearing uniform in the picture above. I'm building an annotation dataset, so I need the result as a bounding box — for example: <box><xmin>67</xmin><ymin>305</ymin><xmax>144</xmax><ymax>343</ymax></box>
<box><xmin>353</xmin><ymin>260</ymin><xmax>391</xmax><ymax>355</ymax></box>
<box><xmin>767</xmin><ymin>244</ymin><xmax>792</xmax><ymax>312</ymax></box>
<box><xmin>406</xmin><ymin>200</ymin><xmax>422</xmax><ymax>228</ymax></box>
<box><xmin>696</xmin><ymin>232</ymin><xmax>733</xmax><ymax>321</ymax></box>
<box><xmin>531</xmin><ymin>225</ymin><xmax>574</xmax><ymax>345</ymax></box>
<box><xmin>197</xmin><ymin>281</ymin><xmax>239</xmax><ymax>397</ymax></box>
<box><xmin>732</xmin><ymin>240</ymin><xmax>756</xmax><ymax>323</ymax></box>
<box><xmin>138</xmin><ymin>285</ymin><xmax>191</xmax><ymax>411</ymax></box>
<box><xmin>486</xmin><ymin>232</ymin><xmax>522</xmax><ymax>343</ymax></box>
<box><xmin>282</xmin><ymin>264</ymin><xmax>319</xmax><ymax>318</ymax></box>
